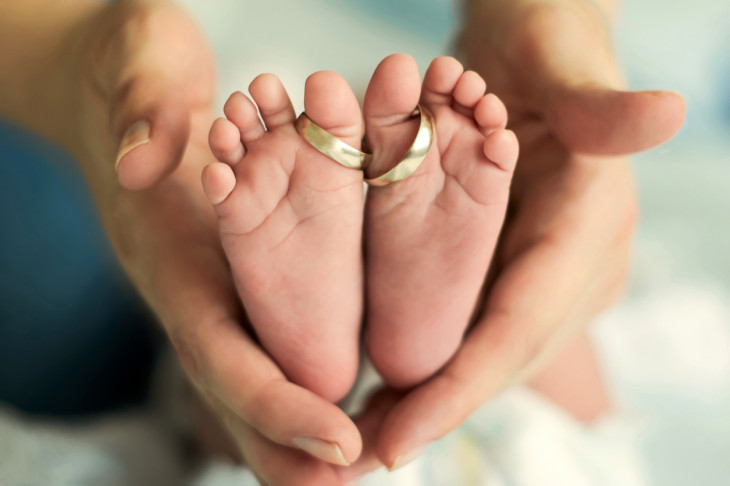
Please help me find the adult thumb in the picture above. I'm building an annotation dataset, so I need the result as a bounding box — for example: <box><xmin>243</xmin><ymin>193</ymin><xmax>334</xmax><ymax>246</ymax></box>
<box><xmin>507</xmin><ymin>4</ymin><xmax>686</xmax><ymax>155</ymax></box>
<box><xmin>546</xmin><ymin>86</ymin><xmax>686</xmax><ymax>155</ymax></box>
<box><xmin>113</xmin><ymin>76</ymin><xmax>190</xmax><ymax>190</ymax></box>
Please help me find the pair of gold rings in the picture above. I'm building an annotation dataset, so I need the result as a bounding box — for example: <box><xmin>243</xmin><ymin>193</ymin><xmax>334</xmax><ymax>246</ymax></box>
<box><xmin>294</xmin><ymin>105</ymin><xmax>435</xmax><ymax>187</ymax></box>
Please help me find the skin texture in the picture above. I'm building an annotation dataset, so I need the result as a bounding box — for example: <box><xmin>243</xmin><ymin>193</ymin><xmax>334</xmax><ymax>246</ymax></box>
<box><xmin>0</xmin><ymin>0</ymin><xmax>685</xmax><ymax>484</ymax></box>
<box><xmin>364</xmin><ymin>0</ymin><xmax>685</xmax><ymax>471</ymax></box>
<box><xmin>204</xmin><ymin>72</ymin><xmax>365</xmax><ymax>403</ymax></box>
<box><xmin>363</xmin><ymin>54</ymin><xmax>519</xmax><ymax>389</ymax></box>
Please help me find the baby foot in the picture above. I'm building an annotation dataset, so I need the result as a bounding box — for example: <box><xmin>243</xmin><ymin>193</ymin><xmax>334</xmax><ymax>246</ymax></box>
<box><xmin>203</xmin><ymin>72</ymin><xmax>365</xmax><ymax>402</ymax></box>
<box><xmin>363</xmin><ymin>54</ymin><xmax>519</xmax><ymax>388</ymax></box>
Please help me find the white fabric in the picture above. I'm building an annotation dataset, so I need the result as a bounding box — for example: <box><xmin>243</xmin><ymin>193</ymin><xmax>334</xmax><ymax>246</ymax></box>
<box><xmin>0</xmin><ymin>384</ymin><xmax>647</xmax><ymax>486</ymax></box>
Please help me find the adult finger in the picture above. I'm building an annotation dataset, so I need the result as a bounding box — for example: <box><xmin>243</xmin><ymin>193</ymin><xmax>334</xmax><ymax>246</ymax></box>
<box><xmin>227</xmin><ymin>389</ymin><xmax>401</xmax><ymax>485</ymax></box>
<box><xmin>146</xmin><ymin>226</ymin><xmax>362</xmax><ymax>465</ymax></box>
<box><xmin>372</xmin><ymin>219</ymin><xmax>605</xmax><ymax>469</ymax></box>
<box><xmin>90</xmin><ymin>0</ymin><xmax>210</xmax><ymax>190</ymax></box>
<box><xmin>337</xmin><ymin>389</ymin><xmax>403</xmax><ymax>483</ymax></box>
<box><xmin>546</xmin><ymin>86</ymin><xmax>685</xmax><ymax>156</ymax></box>
<box><xmin>227</xmin><ymin>418</ymin><xmax>343</xmax><ymax>486</ymax></box>
<box><xmin>506</xmin><ymin>2</ymin><xmax>685</xmax><ymax>154</ymax></box>
<box><xmin>111</xmin><ymin>75</ymin><xmax>190</xmax><ymax>190</ymax></box>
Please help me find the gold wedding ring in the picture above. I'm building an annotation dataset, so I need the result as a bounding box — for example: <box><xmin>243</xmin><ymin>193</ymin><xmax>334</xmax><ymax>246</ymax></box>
<box><xmin>294</xmin><ymin>104</ymin><xmax>435</xmax><ymax>187</ymax></box>
<box><xmin>295</xmin><ymin>113</ymin><xmax>370</xmax><ymax>169</ymax></box>
<box><xmin>364</xmin><ymin>105</ymin><xmax>435</xmax><ymax>187</ymax></box>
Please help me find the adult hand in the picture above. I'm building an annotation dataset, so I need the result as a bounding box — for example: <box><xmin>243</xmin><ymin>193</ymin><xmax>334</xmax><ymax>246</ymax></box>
<box><xmin>3</xmin><ymin>1</ymin><xmax>369</xmax><ymax>484</ymax></box>
<box><xmin>366</xmin><ymin>0</ymin><xmax>686</xmax><ymax>470</ymax></box>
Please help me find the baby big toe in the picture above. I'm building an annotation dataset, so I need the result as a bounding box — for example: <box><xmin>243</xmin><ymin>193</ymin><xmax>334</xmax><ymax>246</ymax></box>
<box><xmin>304</xmin><ymin>70</ymin><xmax>363</xmax><ymax>148</ymax></box>
<box><xmin>363</xmin><ymin>53</ymin><xmax>424</xmax><ymax>176</ymax></box>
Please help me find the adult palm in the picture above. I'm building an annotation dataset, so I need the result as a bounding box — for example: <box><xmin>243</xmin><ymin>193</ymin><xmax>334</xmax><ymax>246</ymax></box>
<box><xmin>365</xmin><ymin>0</ymin><xmax>686</xmax><ymax>471</ymax></box>
<box><xmin>63</xmin><ymin>1</ymin><xmax>366</xmax><ymax>484</ymax></box>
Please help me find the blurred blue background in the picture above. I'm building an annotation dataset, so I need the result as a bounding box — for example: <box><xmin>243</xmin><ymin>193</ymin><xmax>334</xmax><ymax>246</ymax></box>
<box><xmin>0</xmin><ymin>115</ymin><xmax>157</xmax><ymax>415</ymax></box>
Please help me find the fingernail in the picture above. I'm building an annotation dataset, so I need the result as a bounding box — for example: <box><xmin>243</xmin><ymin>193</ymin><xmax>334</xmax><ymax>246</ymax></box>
<box><xmin>116</xmin><ymin>120</ymin><xmax>151</xmax><ymax>169</ymax></box>
<box><xmin>292</xmin><ymin>437</ymin><xmax>350</xmax><ymax>466</ymax></box>
<box><xmin>388</xmin><ymin>445</ymin><xmax>427</xmax><ymax>471</ymax></box>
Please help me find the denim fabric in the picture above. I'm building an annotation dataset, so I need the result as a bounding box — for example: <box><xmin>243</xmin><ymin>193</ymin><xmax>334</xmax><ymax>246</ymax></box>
<box><xmin>0</xmin><ymin>120</ymin><xmax>158</xmax><ymax>416</ymax></box>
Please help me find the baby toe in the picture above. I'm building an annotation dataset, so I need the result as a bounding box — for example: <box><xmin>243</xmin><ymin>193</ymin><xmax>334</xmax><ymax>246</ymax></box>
<box><xmin>363</xmin><ymin>53</ymin><xmax>424</xmax><ymax>177</ymax></box>
<box><xmin>421</xmin><ymin>56</ymin><xmax>464</xmax><ymax>106</ymax></box>
<box><xmin>201</xmin><ymin>161</ymin><xmax>236</xmax><ymax>208</ymax></box>
<box><xmin>483</xmin><ymin>128</ymin><xmax>519</xmax><ymax>172</ymax></box>
<box><xmin>305</xmin><ymin>70</ymin><xmax>363</xmax><ymax>147</ymax></box>
<box><xmin>249</xmin><ymin>74</ymin><xmax>296</xmax><ymax>131</ymax></box>
<box><xmin>474</xmin><ymin>93</ymin><xmax>509</xmax><ymax>133</ymax></box>
<box><xmin>209</xmin><ymin>117</ymin><xmax>244</xmax><ymax>165</ymax></box>
<box><xmin>224</xmin><ymin>91</ymin><xmax>265</xmax><ymax>144</ymax></box>
<box><xmin>453</xmin><ymin>70</ymin><xmax>487</xmax><ymax>113</ymax></box>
